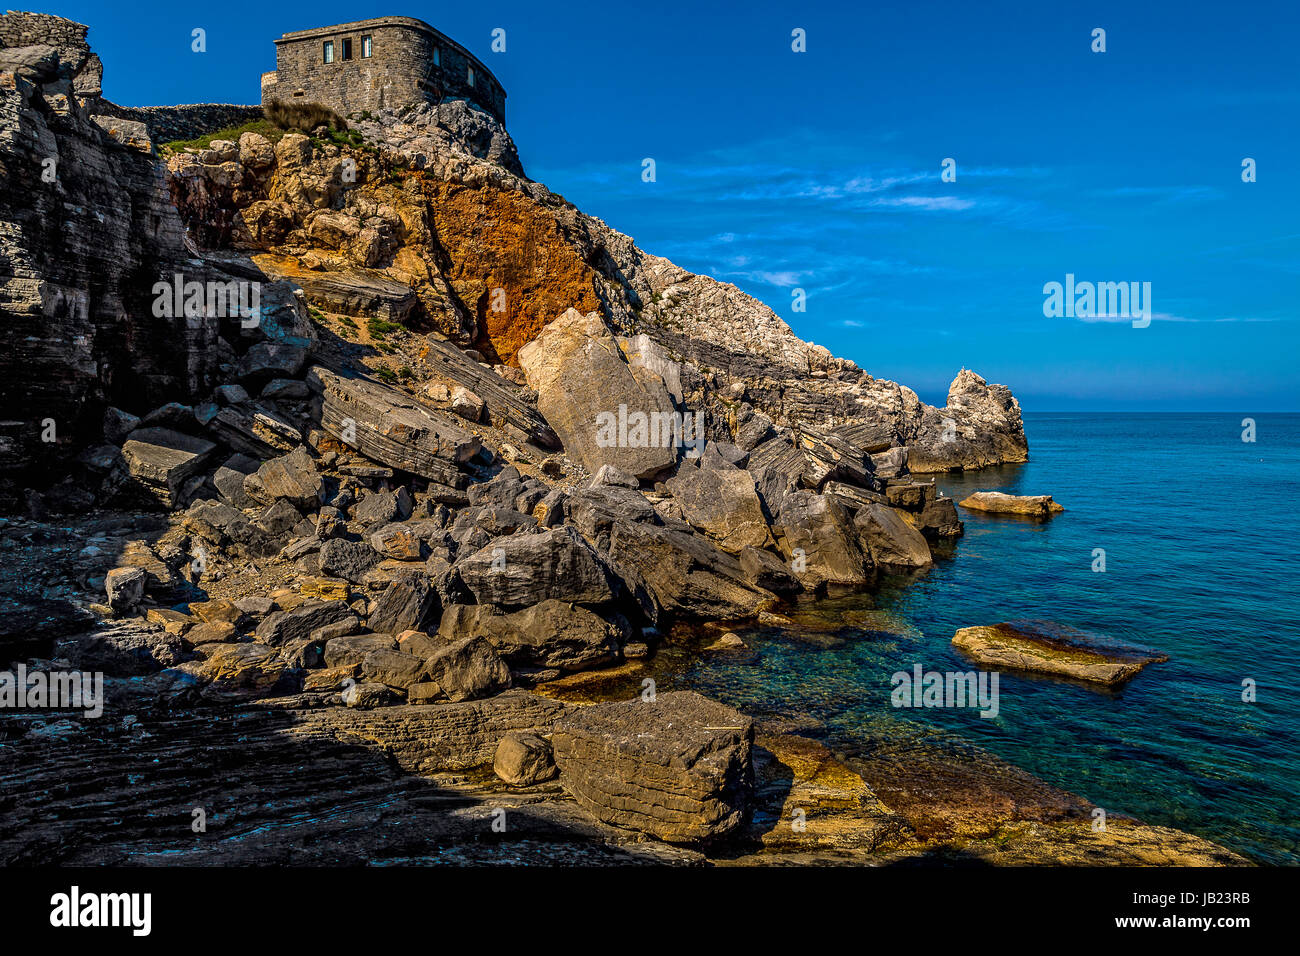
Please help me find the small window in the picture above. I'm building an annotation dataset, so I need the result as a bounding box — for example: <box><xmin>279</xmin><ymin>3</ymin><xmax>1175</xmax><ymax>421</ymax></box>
<box><xmin>322</xmin><ymin>40</ymin><xmax>334</xmax><ymax>63</ymax></box>
<box><xmin>361</xmin><ymin>35</ymin><xmax>372</xmax><ymax>57</ymax></box>
<box><xmin>432</xmin><ymin>47</ymin><xmax>440</xmax><ymax>67</ymax></box>
<box><xmin>467</xmin><ymin>66</ymin><xmax>475</xmax><ymax>87</ymax></box>
<box><xmin>342</xmin><ymin>38</ymin><xmax>353</xmax><ymax>61</ymax></box>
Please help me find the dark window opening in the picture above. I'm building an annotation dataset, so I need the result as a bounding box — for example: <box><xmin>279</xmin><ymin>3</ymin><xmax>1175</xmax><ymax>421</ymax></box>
<box><xmin>342</xmin><ymin>38</ymin><xmax>353</xmax><ymax>60</ymax></box>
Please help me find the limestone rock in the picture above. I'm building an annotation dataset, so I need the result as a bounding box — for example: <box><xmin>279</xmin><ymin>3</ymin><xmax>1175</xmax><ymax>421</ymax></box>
<box><xmin>958</xmin><ymin>491</ymin><xmax>1065</xmax><ymax>517</ymax></box>
<box><xmin>553</xmin><ymin>692</ymin><xmax>754</xmax><ymax>842</ymax></box>
<box><xmin>665</xmin><ymin>464</ymin><xmax>774</xmax><ymax>554</ymax></box>
<box><xmin>423</xmin><ymin>636</ymin><xmax>512</xmax><ymax>702</ymax></box>
<box><xmin>289</xmin><ymin>690</ymin><xmax>568</xmax><ymax>773</ymax></box>
<box><xmin>242</xmin><ymin>446</ymin><xmax>323</xmax><ymax>509</ymax></box>
<box><xmin>58</xmin><ymin>624</ymin><xmax>189</xmax><ymax>675</ymax></box>
<box><xmin>453</xmin><ymin>526</ymin><xmax>615</xmax><ymax>609</ymax></box>
<box><xmin>104</xmin><ymin>566</ymin><xmax>146</xmax><ymax>613</ymax></box>
<box><xmin>367</xmin><ymin>579</ymin><xmax>437</xmax><ymax>635</ymax></box>
<box><xmin>438</xmin><ymin>600</ymin><xmax>622</xmax><ymax>671</ymax></box>
<box><xmin>737</xmin><ymin>547</ymin><xmax>802</xmax><ymax>596</ymax></box>
<box><xmin>952</xmin><ymin>621</ymin><xmax>1167</xmax><ymax>686</ymax></box>
<box><xmin>119</xmin><ymin>428</ymin><xmax>217</xmax><ymax>507</ymax></box>
<box><xmin>517</xmin><ymin>309</ymin><xmax>678</xmax><ymax>480</ymax></box>
<box><xmin>493</xmin><ymin>731</ymin><xmax>557</xmax><ymax>785</ymax></box>
<box><xmin>258</xmin><ymin>600</ymin><xmax>357</xmax><ymax>647</ymax></box>
<box><xmin>773</xmin><ymin>491</ymin><xmax>869</xmax><ymax>590</ymax></box>
<box><xmin>604</xmin><ymin>518</ymin><xmax>775</xmax><ymax>622</ymax></box>
<box><xmin>318</xmin><ymin>538</ymin><xmax>384</xmax><ymax>583</ymax></box>
<box><xmin>307</xmin><ymin>366</ymin><xmax>481</xmax><ymax>486</ymax></box>
<box><xmin>853</xmin><ymin>503</ymin><xmax>933</xmax><ymax>570</ymax></box>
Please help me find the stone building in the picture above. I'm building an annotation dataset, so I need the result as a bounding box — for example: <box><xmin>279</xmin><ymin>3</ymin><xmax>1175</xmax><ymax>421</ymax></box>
<box><xmin>261</xmin><ymin>16</ymin><xmax>506</xmax><ymax>124</ymax></box>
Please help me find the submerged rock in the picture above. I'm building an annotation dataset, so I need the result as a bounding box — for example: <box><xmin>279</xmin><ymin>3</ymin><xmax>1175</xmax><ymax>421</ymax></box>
<box><xmin>952</xmin><ymin>621</ymin><xmax>1167</xmax><ymax>686</ymax></box>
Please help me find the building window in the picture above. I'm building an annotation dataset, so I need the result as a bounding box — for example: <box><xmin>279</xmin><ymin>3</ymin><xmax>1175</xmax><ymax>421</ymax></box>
<box><xmin>361</xmin><ymin>35</ymin><xmax>372</xmax><ymax>57</ymax></box>
<box><xmin>467</xmin><ymin>66</ymin><xmax>475</xmax><ymax>87</ymax></box>
<box><xmin>322</xmin><ymin>40</ymin><xmax>334</xmax><ymax>63</ymax></box>
<box><xmin>432</xmin><ymin>47</ymin><xmax>440</xmax><ymax>67</ymax></box>
<box><xmin>342</xmin><ymin>37</ymin><xmax>353</xmax><ymax>60</ymax></box>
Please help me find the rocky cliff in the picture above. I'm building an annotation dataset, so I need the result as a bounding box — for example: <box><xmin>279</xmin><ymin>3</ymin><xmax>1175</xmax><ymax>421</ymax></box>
<box><xmin>165</xmin><ymin>97</ymin><xmax>1029</xmax><ymax>477</ymax></box>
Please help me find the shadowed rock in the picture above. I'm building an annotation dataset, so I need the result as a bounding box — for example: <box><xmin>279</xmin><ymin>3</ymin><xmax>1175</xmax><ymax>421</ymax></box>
<box><xmin>307</xmin><ymin>366</ymin><xmax>482</xmax><ymax>486</ymax></box>
<box><xmin>552</xmin><ymin>691</ymin><xmax>754</xmax><ymax>843</ymax></box>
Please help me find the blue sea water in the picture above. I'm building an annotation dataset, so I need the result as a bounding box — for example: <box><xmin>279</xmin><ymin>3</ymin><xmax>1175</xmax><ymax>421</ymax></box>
<box><xmin>684</xmin><ymin>413</ymin><xmax>1300</xmax><ymax>863</ymax></box>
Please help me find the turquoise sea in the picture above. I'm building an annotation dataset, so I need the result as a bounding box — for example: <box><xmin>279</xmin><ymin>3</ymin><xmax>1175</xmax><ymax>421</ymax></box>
<box><xmin>684</xmin><ymin>413</ymin><xmax>1300</xmax><ymax>863</ymax></box>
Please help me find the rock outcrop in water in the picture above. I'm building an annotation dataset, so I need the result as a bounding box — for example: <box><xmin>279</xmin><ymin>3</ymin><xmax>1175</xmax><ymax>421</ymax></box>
<box><xmin>952</xmin><ymin>621</ymin><xmax>1169</xmax><ymax>686</ymax></box>
<box><xmin>959</xmin><ymin>491</ymin><xmax>1065</xmax><ymax>517</ymax></box>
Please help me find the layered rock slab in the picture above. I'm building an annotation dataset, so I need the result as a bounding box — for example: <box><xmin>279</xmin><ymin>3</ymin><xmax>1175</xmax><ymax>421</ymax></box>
<box><xmin>952</xmin><ymin>621</ymin><xmax>1167</xmax><ymax>686</ymax></box>
<box><xmin>958</xmin><ymin>491</ymin><xmax>1064</xmax><ymax>517</ymax></box>
<box><xmin>552</xmin><ymin>691</ymin><xmax>754</xmax><ymax>843</ymax></box>
<box><xmin>289</xmin><ymin>689</ymin><xmax>567</xmax><ymax>773</ymax></box>
<box><xmin>307</xmin><ymin>366</ymin><xmax>481</xmax><ymax>485</ymax></box>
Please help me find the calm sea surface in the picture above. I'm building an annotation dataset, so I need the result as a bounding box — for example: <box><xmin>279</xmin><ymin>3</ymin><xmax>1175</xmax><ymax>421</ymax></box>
<box><xmin>683</xmin><ymin>413</ymin><xmax>1300</xmax><ymax>863</ymax></box>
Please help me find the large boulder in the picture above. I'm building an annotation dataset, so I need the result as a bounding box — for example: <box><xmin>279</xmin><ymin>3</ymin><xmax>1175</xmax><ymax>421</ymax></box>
<box><xmin>517</xmin><ymin>309</ymin><xmax>679</xmax><ymax>480</ymax></box>
<box><xmin>183</xmin><ymin>500</ymin><xmax>279</xmax><ymax>557</ymax></box>
<box><xmin>737</xmin><ymin>547</ymin><xmax>802</xmax><ymax>596</ymax></box>
<box><xmin>119</xmin><ymin>427</ymin><xmax>217</xmax><ymax>506</ymax></box>
<box><xmin>493</xmin><ymin>731</ymin><xmax>557</xmax><ymax>785</ymax></box>
<box><xmin>665</xmin><ymin>464</ymin><xmax>774</xmax><ymax>554</ymax></box>
<box><xmin>453</xmin><ymin>527</ymin><xmax>615</xmax><ymax>609</ymax></box>
<box><xmin>438</xmin><ymin>600</ymin><xmax>622</xmax><ymax>671</ymax></box>
<box><xmin>552</xmin><ymin>691</ymin><xmax>754</xmax><ymax>842</ymax></box>
<box><xmin>58</xmin><ymin>625</ymin><xmax>189</xmax><ymax>675</ymax></box>
<box><xmin>242</xmin><ymin>446</ymin><xmax>323</xmax><ymax>509</ymax></box>
<box><xmin>367</xmin><ymin>579</ymin><xmax>438</xmax><ymax>635</ymax></box>
<box><xmin>424</xmin><ymin>636</ymin><xmax>512</xmax><ymax>702</ymax></box>
<box><xmin>913</xmin><ymin>495</ymin><xmax>963</xmax><ymax>540</ymax></box>
<box><xmin>318</xmin><ymin>538</ymin><xmax>384</xmax><ymax>583</ymax></box>
<box><xmin>104</xmin><ymin>566</ymin><xmax>146</xmax><ymax>613</ymax></box>
<box><xmin>184</xmin><ymin>643</ymin><xmax>288</xmax><ymax>699</ymax></box>
<box><xmin>258</xmin><ymin>600</ymin><xmax>356</xmax><ymax>647</ymax></box>
<box><xmin>307</xmin><ymin>367</ymin><xmax>481</xmax><ymax>485</ymax></box>
<box><xmin>772</xmin><ymin>491</ymin><xmax>869</xmax><ymax>589</ymax></box>
<box><xmin>853</xmin><ymin>503</ymin><xmax>933</xmax><ymax>569</ymax></box>
<box><xmin>603</xmin><ymin>518</ymin><xmax>775</xmax><ymax>622</ymax></box>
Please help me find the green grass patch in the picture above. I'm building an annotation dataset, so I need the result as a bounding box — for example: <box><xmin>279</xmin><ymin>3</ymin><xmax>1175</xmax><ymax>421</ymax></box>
<box><xmin>366</xmin><ymin>317</ymin><xmax>404</xmax><ymax>339</ymax></box>
<box><xmin>161</xmin><ymin>117</ymin><xmax>283</xmax><ymax>155</ymax></box>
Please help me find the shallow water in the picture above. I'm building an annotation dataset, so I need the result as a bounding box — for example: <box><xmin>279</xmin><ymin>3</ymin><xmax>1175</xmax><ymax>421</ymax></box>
<box><xmin>684</xmin><ymin>413</ymin><xmax>1300</xmax><ymax>863</ymax></box>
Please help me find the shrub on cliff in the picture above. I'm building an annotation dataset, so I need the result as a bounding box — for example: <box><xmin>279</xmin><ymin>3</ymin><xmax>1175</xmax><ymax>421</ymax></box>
<box><xmin>265</xmin><ymin>99</ymin><xmax>348</xmax><ymax>134</ymax></box>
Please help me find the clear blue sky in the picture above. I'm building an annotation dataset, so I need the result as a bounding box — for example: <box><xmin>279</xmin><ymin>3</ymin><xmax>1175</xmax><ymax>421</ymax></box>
<box><xmin>45</xmin><ymin>0</ymin><xmax>1299</xmax><ymax>410</ymax></box>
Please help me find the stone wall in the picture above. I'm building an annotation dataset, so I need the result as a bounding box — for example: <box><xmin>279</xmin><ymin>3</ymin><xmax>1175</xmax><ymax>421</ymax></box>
<box><xmin>262</xmin><ymin>17</ymin><xmax>506</xmax><ymax>124</ymax></box>
<box><xmin>105</xmin><ymin>104</ymin><xmax>266</xmax><ymax>145</ymax></box>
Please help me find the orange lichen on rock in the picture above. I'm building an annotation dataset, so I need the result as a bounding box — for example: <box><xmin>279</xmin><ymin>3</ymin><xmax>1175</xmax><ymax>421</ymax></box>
<box><xmin>419</xmin><ymin>180</ymin><xmax>603</xmax><ymax>365</ymax></box>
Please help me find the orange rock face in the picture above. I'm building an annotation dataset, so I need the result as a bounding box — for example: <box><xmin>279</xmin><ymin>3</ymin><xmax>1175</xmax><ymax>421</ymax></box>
<box><xmin>418</xmin><ymin>180</ymin><xmax>603</xmax><ymax>365</ymax></box>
